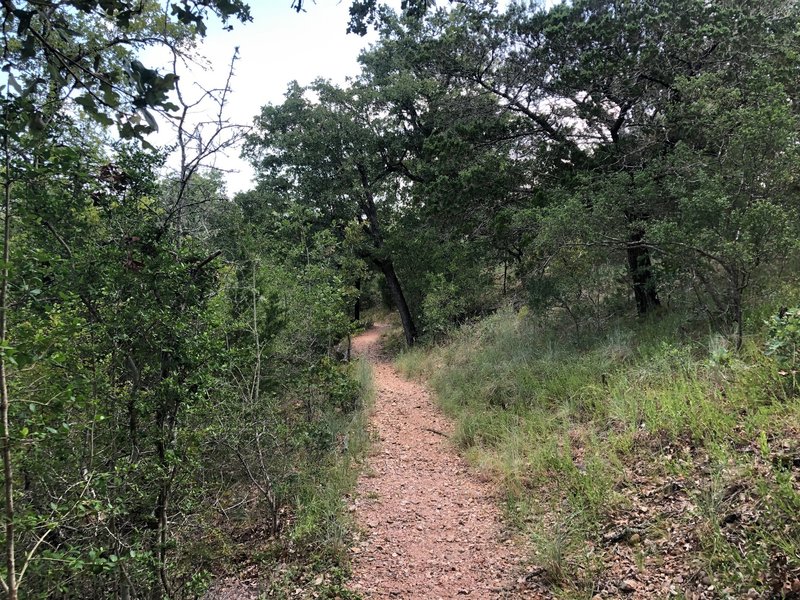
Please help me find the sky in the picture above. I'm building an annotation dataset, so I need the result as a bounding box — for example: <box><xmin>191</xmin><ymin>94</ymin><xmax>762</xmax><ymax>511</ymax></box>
<box><xmin>146</xmin><ymin>2</ymin><xmax>389</xmax><ymax>195</ymax></box>
<box><xmin>148</xmin><ymin>0</ymin><xmax>550</xmax><ymax>196</ymax></box>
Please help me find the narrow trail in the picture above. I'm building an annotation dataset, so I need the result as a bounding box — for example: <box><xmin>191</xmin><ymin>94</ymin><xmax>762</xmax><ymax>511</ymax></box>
<box><xmin>348</xmin><ymin>325</ymin><xmax>527</xmax><ymax>599</ymax></box>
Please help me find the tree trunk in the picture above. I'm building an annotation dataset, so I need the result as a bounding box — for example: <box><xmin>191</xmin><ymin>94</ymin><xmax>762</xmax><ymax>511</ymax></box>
<box><xmin>733</xmin><ymin>291</ymin><xmax>743</xmax><ymax>351</ymax></box>
<box><xmin>731</xmin><ymin>272</ymin><xmax>745</xmax><ymax>351</ymax></box>
<box><xmin>502</xmin><ymin>258</ymin><xmax>508</xmax><ymax>296</ymax></box>
<box><xmin>1</xmin><ymin>123</ymin><xmax>17</xmax><ymax>600</ymax></box>
<box><xmin>353</xmin><ymin>277</ymin><xmax>362</xmax><ymax>322</ymax></box>
<box><xmin>355</xmin><ymin>173</ymin><xmax>417</xmax><ymax>346</ymax></box>
<box><xmin>379</xmin><ymin>260</ymin><xmax>417</xmax><ymax>346</ymax></box>
<box><xmin>626</xmin><ymin>231</ymin><xmax>660</xmax><ymax>315</ymax></box>
<box><xmin>156</xmin><ymin>484</ymin><xmax>172</xmax><ymax>599</ymax></box>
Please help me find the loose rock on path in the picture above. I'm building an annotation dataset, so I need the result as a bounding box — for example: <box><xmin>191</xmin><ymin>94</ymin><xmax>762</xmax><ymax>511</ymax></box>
<box><xmin>348</xmin><ymin>325</ymin><xmax>528</xmax><ymax>599</ymax></box>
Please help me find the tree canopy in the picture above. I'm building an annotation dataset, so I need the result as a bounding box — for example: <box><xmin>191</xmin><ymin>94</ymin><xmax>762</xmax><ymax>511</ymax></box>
<box><xmin>1</xmin><ymin>0</ymin><xmax>800</xmax><ymax>597</ymax></box>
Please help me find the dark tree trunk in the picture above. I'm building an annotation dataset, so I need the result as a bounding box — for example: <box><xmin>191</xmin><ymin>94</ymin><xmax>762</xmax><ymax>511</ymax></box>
<box><xmin>379</xmin><ymin>259</ymin><xmax>417</xmax><ymax>346</ymax></box>
<box><xmin>626</xmin><ymin>230</ymin><xmax>660</xmax><ymax>315</ymax></box>
<box><xmin>502</xmin><ymin>258</ymin><xmax>508</xmax><ymax>296</ymax></box>
<box><xmin>733</xmin><ymin>289</ymin><xmax>743</xmax><ymax>351</ymax></box>
<box><xmin>353</xmin><ymin>277</ymin><xmax>361</xmax><ymax>322</ymax></box>
<box><xmin>731</xmin><ymin>271</ymin><xmax>746</xmax><ymax>351</ymax></box>
<box><xmin>355</xmin><ymin>171</ymin><xmax>418</xmax><ymax>346</ymax></box>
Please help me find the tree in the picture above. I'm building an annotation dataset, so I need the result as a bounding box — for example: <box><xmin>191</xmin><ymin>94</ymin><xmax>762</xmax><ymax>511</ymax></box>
<box><xmin>649</xmin><ymin>57</ymin><xmax>800</xmax><ymax>347</ymax></box>
<box><xmin>0</xmin><ymin>2</ymin><xmax>251</xmax><ymax>597</ymax></box>
<box><xmin>428</xmin><ymin>0</ymin><xmax>800</xmax><ymax>326</ymax></box>
<box><xmin>1</xmin><ymin>0</ymin><xmax>251</xmax><ymax>138</ymax></box>
<box><xmin>353</xmin><ymin>11</ymin><xmax>528</xmax><ymax>335</ymax></box>
<box><xmin>245</xmin><ymin>80</ymin><xmax>420</xmax><ymax>345</ymax></box>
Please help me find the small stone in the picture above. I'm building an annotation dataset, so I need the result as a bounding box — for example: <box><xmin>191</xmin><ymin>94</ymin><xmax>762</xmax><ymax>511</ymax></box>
<box><xmin>619</xmin><ymin>579</ymin><xmax>639</xmax><ymax>593</ymax></box>
<box><xmin>629</xmin><ymin>533</ymin><xmax>641</xmax><ymax>544</ymax></box>
<box><xmin>701</xmin><ymin>576</ymin><xmax>712</xmax><ymax>586</ymax></box>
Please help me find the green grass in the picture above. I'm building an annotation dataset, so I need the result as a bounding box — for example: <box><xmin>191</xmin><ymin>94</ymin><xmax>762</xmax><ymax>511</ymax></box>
<box><xmin>212</xmin><ymin>358</ymin><xmax>374</xmax><ymax>600</ymax></box>
<box><xmin>396</xmin><ymin>307</ymin><xmax>800</xmax><ymax>598</ymax></box>
<box><xmin>290</xmin><ymin>359</ymin><xmax>375</xmax><ymax>568</ymax></box>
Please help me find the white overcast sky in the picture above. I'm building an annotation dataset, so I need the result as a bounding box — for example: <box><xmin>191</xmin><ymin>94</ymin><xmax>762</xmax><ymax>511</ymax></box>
<box><xmin>146</xmin><ymin>1</ymin><xmax>392</xmax><ymax>195</ymax></box>
<box><xmin>146</xmin><ymin>0</ymin><xmax>551</xmax><ymax>196</ymax></box>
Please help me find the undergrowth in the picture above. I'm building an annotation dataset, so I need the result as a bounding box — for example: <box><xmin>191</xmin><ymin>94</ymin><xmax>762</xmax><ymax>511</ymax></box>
<box><xmin>209</xmin><ymin>358</ymin><xmax>374</xmax><ymax>599</ymax></box>
<box><xmin>397</xmin><ymin>308</ymin><xmax>800</xmax><ymax>599</ymax></box>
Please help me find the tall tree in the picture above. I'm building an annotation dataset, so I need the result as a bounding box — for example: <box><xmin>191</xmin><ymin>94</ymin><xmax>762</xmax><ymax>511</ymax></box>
<box><xmin>0</xmin><ymin>3</ymin><xmax>251</xmax><ymax>597</ymax></box>
<box><xmin>245</xmin><ymin>80</ymin><xmax>420</xmax><ymax>345</ymax></box>
<box><xmin>354</xmin><ymin>11</ymin><xmax>529</xmax><ymax>334</ymax></box>
<box><xmin>430</xmin><ymin>0</ymin><xmax>800</xmax><ymax>322</ymax></box>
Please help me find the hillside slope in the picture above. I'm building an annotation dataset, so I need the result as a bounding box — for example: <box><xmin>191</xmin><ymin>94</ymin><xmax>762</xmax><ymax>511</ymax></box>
<box><xmin>398</xmin><ymin>309</ymin><xmax>800</xmax><ymax>599</ymax></box>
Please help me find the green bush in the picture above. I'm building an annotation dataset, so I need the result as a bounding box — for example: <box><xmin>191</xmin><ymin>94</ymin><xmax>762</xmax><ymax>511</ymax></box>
<box><xmin>765</xmin><ymin>307</ymin><xmax>800</xmax><ymax>392</ymax></box>
<box><xmin>421</xmin><ymin>274</ymin><xmax>465</xmax><ymax>341</ymax></box>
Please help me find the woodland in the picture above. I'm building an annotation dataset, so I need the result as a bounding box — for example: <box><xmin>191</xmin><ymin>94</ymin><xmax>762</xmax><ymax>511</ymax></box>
<box><xmin>1</xmin><ymin>0</ymin><xmax>800</xmax><ymax>598</ymax></box>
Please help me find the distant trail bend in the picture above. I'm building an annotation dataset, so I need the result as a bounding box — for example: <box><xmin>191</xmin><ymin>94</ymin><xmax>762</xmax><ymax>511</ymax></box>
<box><xmin>348</xmin><ymin>324</ymin><xmax>530</xmax><ymax>600</ymax></box>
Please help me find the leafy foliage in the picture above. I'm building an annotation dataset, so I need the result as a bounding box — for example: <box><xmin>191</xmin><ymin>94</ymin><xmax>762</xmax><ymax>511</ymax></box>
<box><xmin>2</xmin><ymin>0</ymin><xmax>250</xmax><ymax>141</ymax></box>
<box><xmin>3</xmin><ymin>0</ymin><xmax>800</xmax><ymax>597</ymax></box>
<box><xmin>766</xmin><ymin>308</ymin><xmax>800</xmax><ymax>393</ymax></box>
<box><xmin>0</xmin><ymin>3</ymin><xmax>375</xmax><ymax>599</ymax></box>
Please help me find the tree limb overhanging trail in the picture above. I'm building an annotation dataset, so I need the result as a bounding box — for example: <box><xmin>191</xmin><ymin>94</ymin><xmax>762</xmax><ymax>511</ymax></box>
<box><xmin>348</xmin><ymin>325</ymin><xmax>530</xmax><ymax>599</ymax></box>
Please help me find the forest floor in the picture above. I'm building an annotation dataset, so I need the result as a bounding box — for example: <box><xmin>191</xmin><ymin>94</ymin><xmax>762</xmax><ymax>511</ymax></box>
<box><xmin>347</xmin><ymin>324</ymin><xmax>530</xmax><ymax>599</ymax></box>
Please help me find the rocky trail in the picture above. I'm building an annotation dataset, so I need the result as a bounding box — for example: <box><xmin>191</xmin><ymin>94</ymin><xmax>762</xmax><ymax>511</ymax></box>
<box><xmin>348</xmin><ymin>325</ymin><xmax>528</xmax><ymax>599</ymax></box>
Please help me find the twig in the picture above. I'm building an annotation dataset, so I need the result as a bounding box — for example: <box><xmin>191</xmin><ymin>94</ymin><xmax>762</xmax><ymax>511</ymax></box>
<box><xmin>423</xmin><ymin>427</ymin><xmax>449</xmax><ymax>438</ymax></box>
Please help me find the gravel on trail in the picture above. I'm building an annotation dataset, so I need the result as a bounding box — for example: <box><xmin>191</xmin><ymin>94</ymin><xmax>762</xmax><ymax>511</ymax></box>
<box><xmin>348</xmin><ymin>325</ymin><xmax>529</xmax><ymax>599</ymax></box>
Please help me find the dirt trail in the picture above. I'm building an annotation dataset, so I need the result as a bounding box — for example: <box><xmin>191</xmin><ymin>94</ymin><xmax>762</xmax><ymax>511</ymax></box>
<box><xmin>348</xmin><ymin>325</ymin><xmax>527</xmax><ymax>599</ymax></box>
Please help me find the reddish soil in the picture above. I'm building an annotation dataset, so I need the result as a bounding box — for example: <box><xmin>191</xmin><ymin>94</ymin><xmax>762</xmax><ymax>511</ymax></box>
<box><xmin>348</xmin><ymin>325</ymin><xmax>527</xmax><ymax>599</ymax></box>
